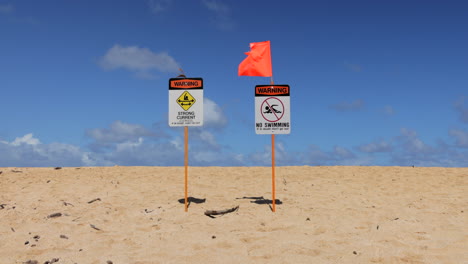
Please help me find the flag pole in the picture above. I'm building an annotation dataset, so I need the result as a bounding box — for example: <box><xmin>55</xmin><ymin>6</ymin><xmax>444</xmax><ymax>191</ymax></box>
<box><xmin>270</xmin><ymin>76</ymin><xmax>276</xmax><ymax>212</ymax></box>
<box><xmin>184</xmin><ymin>126</ymin><xmax>188</xmax><ymax>212</ymax></box>
<box><xmin>177</xmin><ymin>69</ymin><xmax>189</xmax><ymax>213</ymax></box>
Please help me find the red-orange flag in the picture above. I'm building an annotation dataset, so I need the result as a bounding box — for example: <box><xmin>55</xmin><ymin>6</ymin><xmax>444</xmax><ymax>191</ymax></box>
<box><xmin>238</xmin><ymin>41</ymin><xmax>272</xmax><ymax>77</ymax></box>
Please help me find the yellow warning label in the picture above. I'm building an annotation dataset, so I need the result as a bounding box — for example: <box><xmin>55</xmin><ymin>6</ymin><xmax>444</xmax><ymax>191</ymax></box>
<box><xmin>177</xmin><ymin>91</ymin><xmax>196</xmax><ymax>111</ymax></box>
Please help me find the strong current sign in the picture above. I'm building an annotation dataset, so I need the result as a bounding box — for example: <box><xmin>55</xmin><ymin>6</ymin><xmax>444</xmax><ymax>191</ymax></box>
<box><xmin>169</xmin><ymin>78</ymin><xmax>203</xmax><ymax>127</ymax></box>
<box><xmin>255</xmin><ymin>85</ymin><xmax>290</xmax><ymax>134</ymax></box>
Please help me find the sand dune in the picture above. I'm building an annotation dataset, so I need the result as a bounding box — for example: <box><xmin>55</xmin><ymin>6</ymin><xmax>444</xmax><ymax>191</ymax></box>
<box><xmin>1</xmin><ymin>166</ymin><xmax>467</xmax><ymax>263</ymax></box>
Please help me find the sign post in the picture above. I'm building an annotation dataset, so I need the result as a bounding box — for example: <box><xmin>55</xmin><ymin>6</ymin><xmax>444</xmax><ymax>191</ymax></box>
<box><xmin>169</xmin><ymin>77</ymin><xmax>203</xmax><ymax>211</ymax></box>
<box><xmin>255</xmin><ymin>84</ymin><xmax>290</xmax><ymax>212</ymax></box>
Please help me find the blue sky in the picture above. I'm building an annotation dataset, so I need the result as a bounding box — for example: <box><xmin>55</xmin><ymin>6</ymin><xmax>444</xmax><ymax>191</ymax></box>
<box><xmin>0</xmin><ymin>0</ymin><xmax>467</xmax><ymax>167</ymax></box>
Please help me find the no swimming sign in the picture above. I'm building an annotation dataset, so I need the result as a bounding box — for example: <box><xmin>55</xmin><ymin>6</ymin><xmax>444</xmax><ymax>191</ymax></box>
<box><xmin>255</xmin><ymin>85</ymin><xmax>291</xmax><ymax>134</ymax></box>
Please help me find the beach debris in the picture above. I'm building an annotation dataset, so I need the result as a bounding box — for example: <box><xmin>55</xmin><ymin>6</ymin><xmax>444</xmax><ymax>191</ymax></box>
<box><xmin>306</xmin><ymin>218</ymin><xmax>310</xmax><ymax>221</ymax></box>
<box><xmin>353</xmin><ymin>251</ymin><xmax>358</xmax><ymax>255</ymax></box>
<box><xmin>88</xmin><ymin>198</ymin><xmax>101</xmax><ymax>204</ymax></box>
<box><xmin>0</xmin><ymin>204</ymin><xmax>6</xmax><ymax>209</ymax></box>
<box><xmin>394</xmin><ymin>217</ymin><xmax>399</xmax><ymax>221</ymax></box>
<box><xmin>60</xmin><ymin>234</ymin><xmax>69</xmax><ymax>239</ymax></box>
<box><xmin>54</xmin><ymin>167</ymin><xmax>62</xmax><ymax>170</ymax></box>
<box><xmin>144</xmin><ymin>209</ymin><xmax>154</xmax><ymax>213</ymax></box>
<box><xmin>24</xmin><ymin>241</ymin><xmax>29</xmax><ymax>245</ymax></box>
<box><xmin>212</xmin><ymin>235</ymin><xmax>216</xmax><ymax>239</ymax></box>
<box><xmin>107</xmin><ymin>261</ymin><xmax>113</xmax><ymax>264</ymax></box>
<box><xmin>44</xmin><ymin>258</ymin><xmax>59</xmax><ymax>264</ymax></box>
<box><xmin>204</xmin><ymin>206</ymin><xmax>239</xmax><ymax>218</ymax></box>
<box><xmin>47</xmin><ymin>212</ymin><xmax>62</xmax><ymax>218</ymax></box>
<box><xmin>90</xmin><ymin>224</ymin><xmax>101</xmax><ymax>231</ymax></box>
<box><xmin>0</xmin><ymin>171</ymin><xmax>2</xmax><ymax>174</ymax></box>
<box><xmin>11</xmin><ymin>170</ymin><xmax>22</xmax><ymax>173</ymax></box>
<box><xmin>377</xmin><ymin>225</ymin><xmax>379</xmax><ymax>230</ymax></box>
<box><xmin>62</xmin><ymin>201</ymin><xmax>74</xmax><ymax>207</ymax></box>
<box><xmin>236</xmin><ymin>196</ymin><xmax>264</xmax><ymax>200</ymax></box>
<box><xmin>33</xmin><ymin>235</ymin><xmax>40</xmax><ymax>241</ymax></box>
<box><xmin>23</xmin><ymin>260</ymin><xmax>38</xmax><ymax>264</ymax></box>
<box><xmin>11</xmin><ymin>227</ymin><xmax>15</xmax><ymax>232</ymax></box>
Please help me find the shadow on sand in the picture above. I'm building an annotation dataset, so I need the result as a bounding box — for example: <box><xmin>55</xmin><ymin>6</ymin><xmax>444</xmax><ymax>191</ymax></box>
<box><xmin>236</xmin><ymin>196</ymin><xmax>283</xmax><ymax>211</ymax></box>
<box><xmin>177</xmin><ymin>197</ymin><xmax>206</xmax><ymax>208</ymax></box>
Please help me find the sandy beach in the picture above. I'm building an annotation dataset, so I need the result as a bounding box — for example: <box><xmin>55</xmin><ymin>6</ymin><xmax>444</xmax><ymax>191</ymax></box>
<box><xmin>1</xmin><ymin>166</ymin><xmax>467</xmax><ymax>264</ymax></box>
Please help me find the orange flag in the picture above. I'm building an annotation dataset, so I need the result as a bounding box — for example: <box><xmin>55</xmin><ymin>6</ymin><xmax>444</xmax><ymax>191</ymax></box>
<box><xmin>238</xmin><ymin>41</ymin><xmax>272</xmax><ymax>77</ymax></box>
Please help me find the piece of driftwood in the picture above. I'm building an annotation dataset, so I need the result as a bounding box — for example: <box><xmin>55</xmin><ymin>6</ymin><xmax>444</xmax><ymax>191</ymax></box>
<box><xmin>204</xmin><ymin>206</ymin><xmax>239</xmax><ymax>217</ymax></box>
<box><xmin>47</xmin><ymin>213</ymin><xmax>62</xmax><ymax>218</ymax></box>
<box><xmin>236</xmin><ymin>196</ymin><xmax>264</xmax><ymax>200</ymax></box>
<box><xmin>62</xmin><ymin>201</ymin><xmax>74</xmax><ymax>207</ymax></box>
<box><xmin>90</xmin><ymin>224</ymin><xmax>101</xmax><ymax>231</ymax></box>
<box><xmin>88</xmin><ymin>198</ymin><xmax>101</xmax><ymax>204</ymax></box>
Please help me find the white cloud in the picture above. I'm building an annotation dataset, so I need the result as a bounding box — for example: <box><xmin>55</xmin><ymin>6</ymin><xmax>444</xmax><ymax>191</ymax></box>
<box><xmin>330</xmin><ymin>99</ymin><xmax>364</xmax><ymax>112</ymax></box>
<box><xmin>148</xmin><ymin>0</ymin><xmax>173</xmax><ymax>14</ymax></box>
<box><xmin>383</xmin><ymin>105</ymin><xmax>395</xmax><ymax>116</ymax></box>
<box><xmin>302</xmin><ymin>145</ymin><xmax>367</xmax><ymax>166</ymax></box>
<box><xmin>170</xmin><ymin>137</ymin><xmax>183</xmax><ymax>151</ymax></box>
<box><xmin>333</xmin><ymin>146</ymin><xmax>355</xmax><ymax>158</ymax></box>
<box><xmin>0</xmin><ymin>134</ymin><xmax>87</xmax><ymax>167</ymax></box>
<box><xmin>98</xmin><ymin>44</ymin><xmax>180</xmax><ymax>79</ymax></box>
<box><xmin>0</xmin><ymin>4</ymin><xmax>14</xmax><ymax>14</ymax></box>
<box><xmin>388</xmin><ymin>128</ymin><xmax>459</xmax><ymax>167</ymax></box>
<box><xmin>192</xmin><ymin>151</ymin><xmax>219</xmax><ymax>163</ymax></box>
<box><xmin>249</xmin><ymin>141</ymin><xmax>303</xmax><ymax>166</ymax></box>
<box><xmin>358</xmin><ymin>140</ymin><xmax>392</xmax><ymax>153</ymax></box>
<box><xmin>202</xmin><ymin>0</ymin><xmax>229</xmax><ymax>14</ymax></box>
<box><xmin>449</xmin><ymin>129</ymin><xmax>468</xmax><ymax>148</ymax></box>
<box><xmin>343</xmin><ymin>61</ymin><xmax>362</xmax><ymax>72</ymax></box>
<box><xmin>11</xmin><ymin>133</ymin><xmax>40</xmax><ymax>146</ymax></box>
<box><xmin>116</xmin><ymin>137</ymin><xmax>144</xmax><ymax>152</ymax></box>
<box><xmin>399</xmin><ymin>128</ymin><xmax>432</xmax><ymax>154</ymax></box>
<box><xmin>454</xmin><ymin>97</ymin><xmax>468</xmax><ymax>123</ymax></box>
<box><xmin>305</xmin><ymin>145</ymin><xmax>331</xmax><ymax>162</ymax></box>
<box><xmin>197</xmin><ymin>130</ymin><xmax>218</xmax><ymax>148</ymax></box>
<box><xmin>204</xmin><ymin>98</ymin><xmax>228</xmax><ymax>128</ymax></box>
<box><xmin>86</xmin><ymin>120</ymin><xmax>156</xmax><ymax>145</ymax></box>
<box><xmin>202</xmin><ymin>0</ymin><xmax>234</xmax><ymax>30</ymax></box>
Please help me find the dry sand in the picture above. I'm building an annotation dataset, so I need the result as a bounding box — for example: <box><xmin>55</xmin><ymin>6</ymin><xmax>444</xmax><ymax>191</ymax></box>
<box><xmin>1</xmin><ymin>166</ymin><xmax>467</xmax><ymax>264</ymax></box>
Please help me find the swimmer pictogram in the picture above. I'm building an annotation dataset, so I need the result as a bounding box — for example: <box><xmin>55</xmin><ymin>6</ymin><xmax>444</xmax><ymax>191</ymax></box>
<box><xmin>260</xmin><ymin>97</ymin><xmax>284</xmax><ymax>122</ymax></box>
<box><xmin>177</xmin><ymin>91</ymin><xmax>196</xmax><ymax>111</ymax></box>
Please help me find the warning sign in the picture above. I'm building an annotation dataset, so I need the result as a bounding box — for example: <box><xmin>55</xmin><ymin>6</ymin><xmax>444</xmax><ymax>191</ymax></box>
<box><xmin>169</xmin><ymin>78</ymin><xmax>203</xmax><ymax>127</ymax></box>
<box><xmin>255</xmin><ymin>85</ymin><xmax>290</xmax><ymax>134</ymax></box>
<box><xmin>177</xmin><ymin>91</ymin><xmax>196</xmax><ymax>111</ymax></box>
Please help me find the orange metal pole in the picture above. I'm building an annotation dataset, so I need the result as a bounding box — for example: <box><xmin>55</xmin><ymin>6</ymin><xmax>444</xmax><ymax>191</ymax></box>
<box><xmin>270</xmin><ymin>77</ymin><xmax>276</xmax><ymax>212</ymax></box>
<box><xmin>271</xmin><ymin>134</ymin><xmax>276</xmax><ymax>212</ymax></box>
<box><xmin>184</xmin><ymin>126</ymin><xmax>188</xmax><ymax>212</ymax></box>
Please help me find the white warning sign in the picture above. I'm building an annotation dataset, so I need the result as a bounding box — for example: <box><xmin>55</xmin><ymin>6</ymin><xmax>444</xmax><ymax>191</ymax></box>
<box><xmin>255</xmin><ymin>85</ymin><xmax>290</xmax><ymax>134</ymax></box>
<box><xmin>169</xmin><ymin>78</ymin><xmax>203</xmax><ymax>127</ymax></box>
